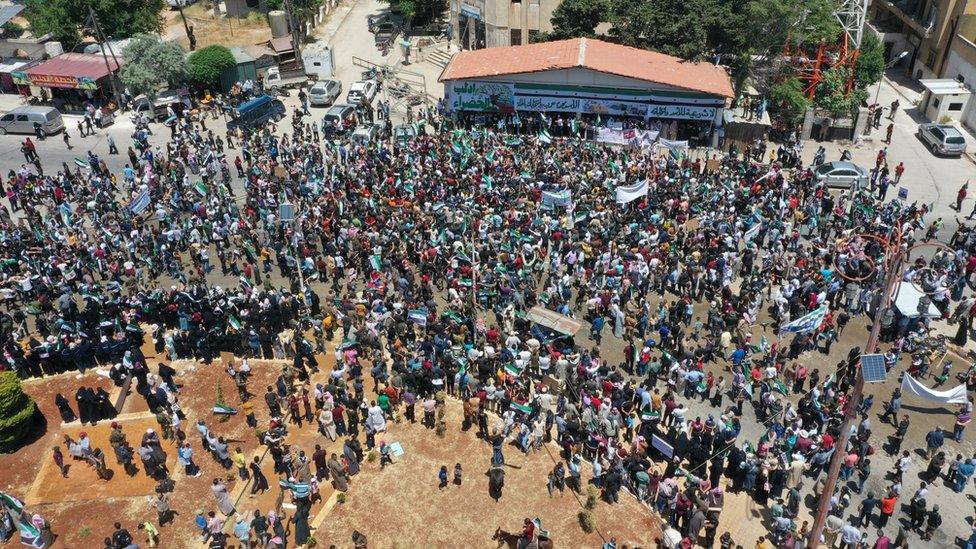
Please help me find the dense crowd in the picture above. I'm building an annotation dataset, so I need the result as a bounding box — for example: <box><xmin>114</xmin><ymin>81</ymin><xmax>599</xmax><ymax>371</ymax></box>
<box><xmin>0</xmin><ymin>82</ymin><xmax>974</xmax><ymax>549</ymax></box>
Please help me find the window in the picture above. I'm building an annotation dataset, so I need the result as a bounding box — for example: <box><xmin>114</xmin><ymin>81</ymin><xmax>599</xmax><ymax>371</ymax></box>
<box><xmin>528</xmin><ymin>29</ymin><xmax>540</xmax><ymax>42</ymax></box>
<box><xmin>949</xmin><ymin>102</ymin><xmax>964</xmax><ymax>111</ymax></box>
<box><xmin>1</xmin><ymin>115</ymin><xmax>13</xmax><ymax>122</ymax></box>
<box><xmin>926</xmin><ymin>50</ymin><xmax>937</xmax><ymax>69</ymax></box>
<box><xmin>510</xmin><ymin>29</ymin><xmax>522</xmax><ymax>45</ymax></box>
<box><xmin>15</xmin><ymin>115</ymin><xmax>27</xmax><ymax>122</ymax></box>
<box><xmin>933</xmin><ymin>98</ymin><xmax>941</xmax><ymax>108</ymax></box>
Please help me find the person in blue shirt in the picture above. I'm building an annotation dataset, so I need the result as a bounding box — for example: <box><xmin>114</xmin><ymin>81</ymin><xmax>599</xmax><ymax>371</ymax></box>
<box><xmin>590</xmin><ymin>315</ymin><xmax>604</xmax><ymax>344</ymax></box>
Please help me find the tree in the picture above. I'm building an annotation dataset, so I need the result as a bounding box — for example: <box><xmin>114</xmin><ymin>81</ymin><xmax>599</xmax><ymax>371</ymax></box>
<box><xmin>121</xmin><ymin>34</ymin><xmax>189</xmax><ymax>98</ymax></box>
<box><xmin>548</xmin><ymin>0</ymin><xmax>610</xmax><ymax>39</ymax></box>
<box><xmin>188</xmin><ymin>45</ymin><xmax>235</xmax><ymax>87</ymax></box>
<box><xmin>814</xmin><ymin>66</ymin><xmax>867</xmax><ymax>116</ymax></box>
<box><xmin>855</xmin><ymin>33</ymin><xmax>885</xmax><ymax>90</ymax></box>
<box><xmin>0</xmin><ymin>372</ymin><xmax>38</xmax><ymax>452</ymax></box>
<box><xmin>24</xmin><ymin>0</ymin><xmax>165</xmax><ymax>45</ymax></box>
<box><xmin>382</xmin><ymin>0</ymin><xmax>446</xmax><ymax>24</ymax></box>
<box><xmin>770</xmin><ymin>77</ymin><xmax>811</xmax><ymax>124</ymax></box>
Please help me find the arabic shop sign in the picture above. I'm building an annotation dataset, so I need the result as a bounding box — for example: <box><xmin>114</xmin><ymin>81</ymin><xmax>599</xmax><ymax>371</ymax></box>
<box><xmin>448</xmin><ymin>81</ymin><xmax>515</xmax><ymax>113</ymax></box>
<box><xmin>26</xmin><ymin>73</ymin><xmax>99</xmax><ymax>90</ymax></box>
<box><xmin>646</xmin><ymin>104</ymin><xmax>715</xmax><ymax>121</ymax></box>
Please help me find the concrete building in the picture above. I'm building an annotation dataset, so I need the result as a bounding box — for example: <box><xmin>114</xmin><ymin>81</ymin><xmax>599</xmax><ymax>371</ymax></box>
<box><xmin>869</xmin><ymin>0</ymin><xmax>976</xmax><ymax>79</ymax></box>
<box><xmin>450</xmin><ymin>0</ymin><xmax>559</xmax><ymax>49</ymax></box>
<box><xmin>439</xmin><ymin>38</ymin><xmax>733</xmax><ymax>145</ymax></box>
<box><xmin>942</xmin><ymin>15</ymin><xmax>976</xmax><ymax>129</ymax></box>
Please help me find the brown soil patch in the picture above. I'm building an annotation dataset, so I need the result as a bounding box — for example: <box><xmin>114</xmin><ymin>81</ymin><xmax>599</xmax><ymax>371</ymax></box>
<box><xmin>314</xmin><ymin>397</ymin><xmax>660</xmax><ymax>548</ymax></box>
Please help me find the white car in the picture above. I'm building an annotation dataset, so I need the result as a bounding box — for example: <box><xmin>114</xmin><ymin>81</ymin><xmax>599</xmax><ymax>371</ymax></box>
<box><xmin>309</xmin><ymin>79</ymin><xmax>342</xmax><ymax>107</ymax></box>
<box><xmin>346</xmin><ymin>80</ymin><xmax>378</xmax><ymax>106</ymax></box>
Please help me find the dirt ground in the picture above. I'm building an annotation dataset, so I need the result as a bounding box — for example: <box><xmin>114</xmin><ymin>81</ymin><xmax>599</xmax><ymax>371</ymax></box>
<box><xmin>315</xmin><ymin>397</ymin><xmax>661</xmax><ymax>548</ymax></box>
<box><xmin>164</xmin><ymin>4</ymin><xmax>273</xmax><ymax>50</ymax></box>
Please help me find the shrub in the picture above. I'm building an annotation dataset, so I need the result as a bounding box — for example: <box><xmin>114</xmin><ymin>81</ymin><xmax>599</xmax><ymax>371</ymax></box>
<box><xmin>188</xmin><ymin>45</ymin><xmax>235</xmax><ymax>86</ymax></box>
<box><xmin>336</xmin><ymin>492</ymin><xmax>347</xmax><ymax>504</ymax></box>
<box><xmin>0</xmin><ymin>371</ymin><xmax>37</xmax><ymax>452</ymax></box>
<box><xmin>585</xmin><ymin>485</ymin><xmax>599</xmax><ymax>510</ymax></box>
<box><xmin>578</xmin><ymin>510</ymin><xmax>594</xmax><ymax>533</ymax></box>
<box><xmin>367</xmin><ymin>450</ymin><xmax>377</xmax><ymax>462</ymax></box>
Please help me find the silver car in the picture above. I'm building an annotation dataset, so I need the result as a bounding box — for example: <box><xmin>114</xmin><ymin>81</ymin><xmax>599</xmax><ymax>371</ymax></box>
<box><xmin>309</xmin><ymin>79</ymin><xmax>342</xmax><ymax>107</ymax></box>
<box><xmin>812</xmin><ymin>161</ymin><xmax>868</xmax><ymax>190</ymax></box>
<box><xmin>918</xmin><ymin>123</ymin><xmax>967</xmax><ymax>156</ymax></box>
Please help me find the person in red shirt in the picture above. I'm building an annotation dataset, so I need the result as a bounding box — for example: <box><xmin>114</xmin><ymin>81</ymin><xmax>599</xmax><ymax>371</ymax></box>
<box><xmin>894</xmin><ymin>161</ymin><xmax>904</xmax><ymax>183</ymax></box>
<box><xmin>520</xmin><ymin>518</ymin><xmax>536</xmax><ymax>544</ymax></box>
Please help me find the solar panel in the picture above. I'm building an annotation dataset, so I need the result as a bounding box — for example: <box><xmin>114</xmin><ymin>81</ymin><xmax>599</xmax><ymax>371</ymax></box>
<box><xmin>861</xmin><ymin>354</ymin><xmax>888</xmax><ymax>383</ymax></box>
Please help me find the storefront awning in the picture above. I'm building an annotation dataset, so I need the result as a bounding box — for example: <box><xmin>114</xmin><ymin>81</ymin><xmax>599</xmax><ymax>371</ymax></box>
<box><xmin>526</xmin><ymin>306</ymin><xmax>581</xmax><ymax>336</ymax></box>
<box><xmin>23</xmin><ymin>53</ymin><xmax>120</xmax><ymax>90</ymax></box>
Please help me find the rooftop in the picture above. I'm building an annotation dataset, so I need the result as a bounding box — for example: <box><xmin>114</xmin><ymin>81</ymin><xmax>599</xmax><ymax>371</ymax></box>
<box><xmin>438</xmin><ymin>38</ymin><xmax>734</xmax><ymax>98</ymax></box>
<box><xmin>920</xmin><ymin>78</ymin><xmax>971</xmax><ymax>95</ymax></box>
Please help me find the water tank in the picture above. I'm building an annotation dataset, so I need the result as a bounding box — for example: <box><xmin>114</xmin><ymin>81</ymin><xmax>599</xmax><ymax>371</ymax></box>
<box><xmin>44</xmin><ymin>41</ymin><xmax>64</xmax><ymax>58</ymax></box>
<box><xmin>268</xmin><ymin>11</ymin><xmax>290</xmax><ymax>39</ymax></box>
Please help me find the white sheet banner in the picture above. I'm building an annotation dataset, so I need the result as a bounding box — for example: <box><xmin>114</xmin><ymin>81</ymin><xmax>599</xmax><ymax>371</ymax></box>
<box><xmin>657</xmin><ymin>138</ymin><xmax>689</xmax><ymax>150</ymax></box>
<box><xmin>595</xmin><ymin>127</ymin><xmax>659</xmax><ymax>147</ymax></box>
<box><xmin>615</xmin><ymin>180</ymin><xmax>649</xmax><ymax>204</ymax></box>
<box><xmin>901</xmin><ymin>374</ymin><xmax>969</xmax><ymax>404</ymax></box>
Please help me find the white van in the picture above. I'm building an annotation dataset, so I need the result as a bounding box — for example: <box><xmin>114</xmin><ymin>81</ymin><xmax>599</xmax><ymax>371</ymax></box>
<box><xmin>0</xmin><ymin>106</ymin><xmax>65</xmax><ymax>136</ymax></box>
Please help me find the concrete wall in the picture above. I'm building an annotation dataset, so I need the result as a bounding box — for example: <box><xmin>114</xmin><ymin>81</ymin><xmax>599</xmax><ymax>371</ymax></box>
<box><xmin>452</xmin><ymin>0</ymin><xmax>560</xmax><ymax>48</ymax></box>
<box><xmin>945</xmin><ymin>32</ymin><xmax>976</xmax><ymax>130</ymax></box>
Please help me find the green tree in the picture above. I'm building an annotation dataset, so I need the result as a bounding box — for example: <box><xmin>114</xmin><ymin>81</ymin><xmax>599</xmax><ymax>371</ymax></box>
<box><xmin>548</xmin><ymin>0</ymin><xmax>610</xmax><ymax>39</ymax></box>
<box><xmin>187</xmin><ymin>45</ymin><xmax>235</xmax><ymax>87</ymax></box>
<box><xmin>855</xmin><ymin>33</ymin><xmax>885</xmax><ymax>90</ymax></box>
<box><xmin>0</xmin><ymin>371</ymin><xmax>38</xmax><ymax>452</ymax></box>
<box><xmin>24</xmin><ymin>0</ymin><xmax>165</xmax><ymax>45</ymax></box>
<box><xmin>814</xmin><ymin>66</ymin><xmax>866</xmax><ymax>115</ymax></box>
<box><xmin>121</xmin><ymin>34</ymin><xmax>189</xmax><ymax>97</ymax></box>
<box><xmin>770</xmin><ymin>77</ymin><xmax>810</xmax><ymax>124</ymax></box>
<box><xmin>383</xmin><ymin>0</ymin><xmax>446</xmax><ymax>24</ymax></box>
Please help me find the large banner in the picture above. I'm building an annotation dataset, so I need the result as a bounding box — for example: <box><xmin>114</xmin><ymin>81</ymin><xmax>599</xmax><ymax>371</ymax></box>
<box><xmin>615</xmin><ymin>180</ymin><xmax>648</xmax><ymax>204</ymax></box>
<box><xmin>541</xmin><ymin>189</ymin><xmax>572</xmax><ymax>209</ymax></box>
<box><xmin>447</xmin><ymin>81</ymin><xmax>516</xmax><ymax>114</ymax></box>
<box><xmin>901</xmin><ymin>374</ymin><xmax>969</xmax><ymax>404</ymax></box>
<box><xmin>595</xmin><ymin>127</ymin><xmax>658</xmax><ymax>146</ymax></box>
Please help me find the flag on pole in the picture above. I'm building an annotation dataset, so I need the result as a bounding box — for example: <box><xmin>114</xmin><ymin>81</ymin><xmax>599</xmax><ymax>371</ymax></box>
<box><xmin>369</xmin><ymin>255</ymin><xmax>382</xmax><ymax>271</ymax></box>
<box><xmin>779</xmin><ymin>305</ymin><xmax>828</xmax><ymax>335</ymax></box>
<box><xmin>74</xmin><ymin>158</ymin><xmax>90</xmax><ymax>169</ymax></box>
<box><xmin>408</xmin><ymin>309</ymin><xmax>428</xmax><ymax>326</ymax></box>
<box><xmin>228</xmin><ymin>315</ymin><xmax>242</xmax><ymax>330</ymax></box>
<box><xmin>570</xmin><ymin>118</ymin><xmax>579</xmax><ymax>134</ymax></box>
<box><xmin>744</xmin><ymin>220</ymin><xmax>762</xmax><ymax>242</ymax></box>
<box><xmin>504</xmin><ymin>363</ymin><xmax>521</xmax><ymax>376</ymax></box>
<box><xmin>538</xmin><ymin>127</ymin><xmax>552</xmax><ymax>144</ymax></box>
<box><xmin>193</xmin><ymin>181</ymin><xmax>207</xmax><ymax>196</ymax></box>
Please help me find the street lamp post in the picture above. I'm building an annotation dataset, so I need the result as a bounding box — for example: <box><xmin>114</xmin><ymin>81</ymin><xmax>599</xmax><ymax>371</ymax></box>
<box><xmin>872</xmin><ymin>51</ymin><xmax>909</xmax><ymax>107</ymax></box>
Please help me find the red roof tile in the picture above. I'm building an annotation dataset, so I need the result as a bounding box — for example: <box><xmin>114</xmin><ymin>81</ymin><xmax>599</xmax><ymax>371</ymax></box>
<box><xmin>439</xmin><ymin>38</ymin><xmax>734</xmax><ymax>98</ymax></box>
<box><xmin>25</xmin><ymin>52</ymin><xmax>120</xmax><ymax>80</ymax></box>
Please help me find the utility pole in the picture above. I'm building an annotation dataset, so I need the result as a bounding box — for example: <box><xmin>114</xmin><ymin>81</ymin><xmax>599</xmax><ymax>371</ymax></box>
<box><xmin>175</xmin><ymin>0</ymin><xmax>197</xmax><ymax>50</ymax></box>
<box><xmin>87</xmin><ymin>6</ymin><xmax>123</xmax><ymax>110</ymax></box>
<box><xmin>806</xmin><ymin>241</ymin><xmax>904</xmax><ymax>548</ymax></box>
<box><xmin>281</xmin><ymin>0</ymin><xmax>305</xmax><ymax>70</ymax></box>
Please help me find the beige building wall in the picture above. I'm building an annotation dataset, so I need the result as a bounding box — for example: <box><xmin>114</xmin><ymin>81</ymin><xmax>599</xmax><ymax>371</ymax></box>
<box><xmin>450</xmin><ymin>0</ymin><xmax>561</xmax><ymax>49</ymax></box>
<box><xmin>870</xmin><ymin>0</ymin><xmax>976</xmax><ymax>79</ymax></box>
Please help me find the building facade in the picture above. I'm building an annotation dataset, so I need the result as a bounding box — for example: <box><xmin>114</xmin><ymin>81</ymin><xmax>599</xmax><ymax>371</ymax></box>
<box><xmin>869</xmin><ymin>0</ymin><xmax>976</xmax><ymax>79</ymax></box>
<box><xmin>449</xmin><ymin>0</ymin><xmax>559</xmax><ymax>49</ymax></box>
<box><xmin>438</xmin><ymin>38</ymin><xmax>733</xmax><ymax>146</ymax></box>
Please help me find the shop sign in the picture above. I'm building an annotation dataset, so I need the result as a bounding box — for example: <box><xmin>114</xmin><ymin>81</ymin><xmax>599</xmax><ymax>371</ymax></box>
<box><xmin>459</xmin><ymin>3</ymin><xmax>481</xmax><ymax>19</ymax></box>
<box><xmin>448</xmin><ymin>81</ymin><xmax>515</xmax><ymax>113</ymax></box>
<box><xmin>514</xmin><ymin>95</ymin><xmax>583</xmax><ymax>113</ymax></box>
<box><xmin>28</xmin><ymin>73</ymin><xmax>83</xmax><ymax>89</ymax></box>
<box><xmin>646</xmin><ymin>104</ymin><xmax>716</xmax><ymax>121</ymax></box>
<box><xmin>10</xmin><ymin>71</ymin><xmax>28</xmax><ymax>86</ymax></box>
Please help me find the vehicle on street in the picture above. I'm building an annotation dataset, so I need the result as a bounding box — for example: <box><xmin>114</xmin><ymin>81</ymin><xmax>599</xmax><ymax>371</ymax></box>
<box><xmin>0</xmin><ymin>106</ymin><xmax>64</xmax><ymax>136</ymax></box>
<box><xmin>917</xmin><ymin>123</ymin><xmax>968</xmax><ymax>156</ymax></box>
<box><xmin>130</xmin><ymin>90</ymin><xmax>192</xmax><ymax>122</ymax></box>
<box><xmin>346</xmin><ymin>80</ymin><xmax>378</xmax><ymax>106</ymax></box>
<box><xmin>309</xmin><ymin>80</ymin><xmax>342</xmax><ymax>107</ymax></box>
<box><xmin>264</xmin><ymin>66</ymin><xmax>313</xmax><ymax>90</ymax></box>
<box><xmin>367</xmin><ymin>12</ymin><xmax>405</xmax><ymax>33</ymax></box>
<box><xmin>393</xmin><ymin>123</ymin><xmax>417</xmax><ymax>142</ymax></box>
<box><xmin>812</xmin><ymin>161</ymin><xmax>868</xmax><ymax>190</ymax></box>
<box><xmin>322</xmin><ymin>104</ymin><xmax>357</xmax><ymax>137</ymax></box>
<box><xmin>167</xmin><ymin>0</ymin><xmax>197</xmax><ymax>7</ymax></box>
<box><xmin>350</xmin><ymin>123</ymin><xmax>386</xmax><ymax>146</ymax></box>
<box><xmin>226</xmin><ymin>95</ymin><xmax>286</xmax><ymax>131</ymax></box>
<box><xmin>374</xmin><ymin>22</ymin><xmax>400</xmax><ymax>55</ymax></box>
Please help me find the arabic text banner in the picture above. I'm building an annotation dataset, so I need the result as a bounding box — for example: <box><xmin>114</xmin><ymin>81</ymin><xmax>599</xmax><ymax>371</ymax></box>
<box><xmin>595</xmin><ymin>128</ymin><xmax>659</xmax><ymax>146</ymax></box>
<box><xmin>901</xmin><ymin>374</ymin><xmax>969</xmax><ymax>405</ymax></box>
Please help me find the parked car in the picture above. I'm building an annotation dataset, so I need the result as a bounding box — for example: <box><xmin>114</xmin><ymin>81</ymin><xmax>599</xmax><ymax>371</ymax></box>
<box><xmin>309</xmin><ymin>79</ymin><xmax>342</xmax><ymax>107</ymax></box>
<box><xmin>812</xmin><ymin>161</ymin><xmax>868</xmax><ymax>190</ymax></box>
<box><xmin>346</xmin><ymin>80</ymin><xmax>378</xmax><ymax>106</ymax></box>
<box><xmin>350</xmin><ymin>123</ymin><xmax>383</xmax><ymax>146</ymax></box>
<box><xmin>393</xmin><ymin>123</ymin><xmax>417</xmax><ymax>142</ymax></box>
<box><xmin>322</xmin><ymin>104</ymin><xmax>357</xmax><ymax>137</ymax></box>
<box><xmin>130</xmin><ymin>90</ymin><xmax>192</xmax><ymax>122</ymax></box>
<box><xmin>918</xmin><ymin>123</ymin><xmax>967</xmax><ymax>156</ymax></box>
<box><xmin>0</xmin><ymin>106</ymin><xmax>64</xmax><ymax>136</ymax></box>
<box><xmin>367</xmin><ymin>12</ymin><xmax>405</xmax><ymax>33</ymax></box>
<box><xmin>226</xmin><ymin>95</ymin><xmax>286</xmax><ymax>131</ymax></box>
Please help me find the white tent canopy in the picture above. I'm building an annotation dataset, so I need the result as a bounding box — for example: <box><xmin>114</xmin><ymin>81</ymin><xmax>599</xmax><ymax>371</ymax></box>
<box><xmin>893</xmin><ymin>281</ymin><xmax>940</xmax><ymax>319</ymax></box>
